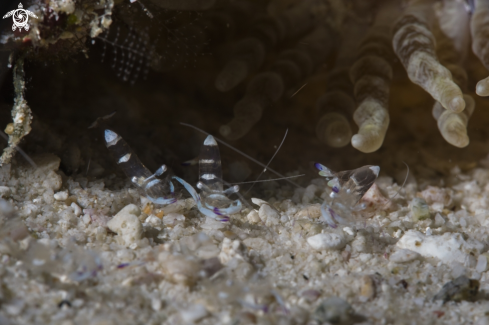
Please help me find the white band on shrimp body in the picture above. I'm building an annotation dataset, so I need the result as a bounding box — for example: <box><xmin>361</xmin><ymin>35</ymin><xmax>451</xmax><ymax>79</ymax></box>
<box><xmin>105</xmin><ymin>130</ymin><xmax>121</xmax><ymax>147</ymax></box>
<box><xmin>118</xmin><ymin>154</ymin><xmax>131</xmax><ymax>163</ymax></box>
<box><xmin>201</xmin><ymin>174</ymin><xmax>216</xmax><ymax>180</ymax></box>
<box><xmin>203</xmin><ymin>135</ymin><xmax>218</xmax><ymax>146</ymax></box>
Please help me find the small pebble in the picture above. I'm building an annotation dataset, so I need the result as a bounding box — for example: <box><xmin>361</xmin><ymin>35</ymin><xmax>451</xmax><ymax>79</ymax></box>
<box><xmin>476</xmin><ymin>255</ymin><xmax>488</xmax><ymax>273</ymax></box>
<box><xmin>307</xmin><ymin>233</ymin><xmax>345</xmax><ymax>251</ymax></box>
<box><xmin>71</xmin><ymin>202</ymin><xmax>82</xmax><ymax>217</ymax></box>
<box><xmin>151</xmin><ymin>298</ymin><xmax>162</xmax><ymax>311</ymax></box>
<box><xmin>144</xmin><ymin>215</ymin><xmax>162</xmax><ymax>228</ymax></box>
<box><xmin>107</xmin><ymin>204</ymin><xmax>142</xmax><ymax>247</ymax></box>
<box><xmin>54</xmin><ymin>191</ymin><xmax>69</xmax><ymax>201</ymax></box>
<box><xmin>246</xmin><ymin>210</ymin><xmax>260</xmax><ymax>224</ymax></box>
<box><xmin>258</xmin><ymin>204</ymin><xmax>280</xmax><ymax>226</ymax></box>
<box><xmin>180</xmin><ymin>304</ymin><xmax>208</xmax><ymax>323</ymax></box>
<box><xmin>82</xmin><ymin>214</ymin><xmax>91</xmax><ymax>225</ymax></box>
<box><xmin>360</xmin><ymin>275</ymin><xmax>376</xmax><ymax>301</ymax></box>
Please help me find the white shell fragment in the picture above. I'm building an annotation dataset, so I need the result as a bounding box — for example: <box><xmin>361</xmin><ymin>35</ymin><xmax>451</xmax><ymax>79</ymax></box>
<box><xmin>251</xmin><ymin>197</ymin><xmax>269</xmax><ymax>207</ymax></box>
<box><xmin>71</xmin><ymin>202</ymin><xmax>82</xmax><ymax>217</ymax></box>
<box><xmin>54</xmin><ymin>190</ymin><xmax>68</xmax><ymax>201</ymax></box>
<box><xmin>307</xmin><ymin>233</ymin><xmax>346</xmax><ymax>251</ymax></box>
<box><xmin>396</xmin><ymin>230</ymin><xmax>484</xmax><ymax>265</ymax></box>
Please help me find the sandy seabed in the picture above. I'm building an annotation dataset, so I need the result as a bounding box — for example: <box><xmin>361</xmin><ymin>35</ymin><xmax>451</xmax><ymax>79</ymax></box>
<box><xmin>1</xmin><ymin>149</ymin><xmax>489</xmax><ymax>325</ymax></box>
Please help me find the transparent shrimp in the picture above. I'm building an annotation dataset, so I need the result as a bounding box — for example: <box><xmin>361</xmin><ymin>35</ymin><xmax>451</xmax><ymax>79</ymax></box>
<box><xmin>104</xmin><ymin>129</ymin><xmax>177</xmax><ymax>205</ymax></box>
<box><xmin>314</xmin><ymin>163</ymin><xmax>380</xmax><ymax>227</ymax></box>
<box><xmin>173</xmin><ymin>135</ymin><xmax>242</xmax><ymax>222</ymax></box>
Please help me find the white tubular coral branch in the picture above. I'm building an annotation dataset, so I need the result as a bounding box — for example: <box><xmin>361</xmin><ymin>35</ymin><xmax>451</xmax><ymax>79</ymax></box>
<box><xmin>350</xmin><ymin>95</ymin><xmax>390</xmax><ymax>153</ymax></box>
<box><xmin>392</xmin><ymin>0</ymin><xmax>465</xmax><ymax>113</ymax></box>
<box><xmin>433</xmin><ymin>95</ymin><xmax>474</xmax><ymax>148</ymax></box>
<box><xmin>432</xmin><ymin>0</ymin><xmax>474</xmax><ymax>147</ymax></box>
<box><xmin>0</xmin><ymin>58</ymin><xmax>33</xmax><ymax>166</ymax></box>
<box><xmin>471</xmin><ymin>0</ymin><xmax>489</xmax><ymax>96</ymax></box>
<box><xmin>349</xmin><ymin>2</ymin><xmax>399</xmax><ymax>153</ymax></box>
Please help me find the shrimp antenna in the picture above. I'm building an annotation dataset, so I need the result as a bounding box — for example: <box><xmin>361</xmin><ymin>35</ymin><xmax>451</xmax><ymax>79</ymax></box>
<box><xmin>88</xmin><ymin>111</ymin><xmax>117</xmax><ymax>129</ymax></box>
<box><xmin>231</xmin><ymin>174</ymin><xmax>305</xmax><ymax>185</ymax></box>
<box><xmin>0</xmin><ymin>132</ymin><xmax>37</xmax><ymax>168</ymax></box>
<box><xmin>218</xmin><ymin>177</ymin><xmax>253</xmax><ymax>210</ymax></box>
<box><xmin>390</xmin><ymin>161</ymin><xmax>409</xmax><ymax>200</ymax></box>
<box><xmin>246</xmin><ymin>128</ymin><xmax>288</xmax><ymax>194</ymax></box>
<box><xmin>180</xmin><ymin>122</ymin><xmax>303</xmax><ymax>189</ymax></box>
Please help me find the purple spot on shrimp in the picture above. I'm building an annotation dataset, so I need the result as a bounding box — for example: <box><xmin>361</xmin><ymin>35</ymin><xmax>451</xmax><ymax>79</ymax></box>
<box><xmin>329</xmin><ymin>208</ymin><xmax>339</xmax><ymax>220</ymax></box>
<box><xmin>219</xmin><ymin>216</ymin><xmax>230</xmax><ymax>222</ymax></box>
<box><xmin>117</xmin><ymin>263</ymin><xmax>130</xmax><ymax>269</ymax></box>
<box><xmin>314</xmin><ymin>163</ymin><xmax>322</xmax><ymax>171</ymax></box>
<box><xmin>328</xmin><ymin>208</ymin><xmax>339</xmax><ymax>228</ymax></box>
<box><xmin>332</xmin><ymin>186</ymin><xmax>339</xmax><ymax>193</ymax></box>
